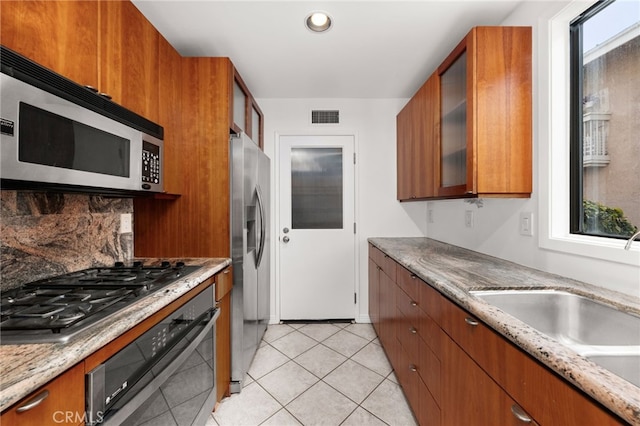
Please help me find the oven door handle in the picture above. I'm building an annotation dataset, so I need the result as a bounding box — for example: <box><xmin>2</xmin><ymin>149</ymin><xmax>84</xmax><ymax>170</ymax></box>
<box><xmin>99</xmin><ymin>307</ymin><xmax>220</xmax><ymax>426</ymax></box>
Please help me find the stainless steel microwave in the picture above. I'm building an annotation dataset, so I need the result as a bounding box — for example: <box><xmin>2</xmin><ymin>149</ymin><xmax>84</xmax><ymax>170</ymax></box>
<box><xmin>0</xmin><ymin>46</ymin><xmax>164</xmax><ymax>194</ymax></box>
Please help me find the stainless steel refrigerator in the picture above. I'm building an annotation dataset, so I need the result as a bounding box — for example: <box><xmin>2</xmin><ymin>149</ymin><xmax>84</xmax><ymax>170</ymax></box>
<box><xmin>230</xmin><ymin>133</ymin><xmax>270</xmax><ymax>393</ymax></box>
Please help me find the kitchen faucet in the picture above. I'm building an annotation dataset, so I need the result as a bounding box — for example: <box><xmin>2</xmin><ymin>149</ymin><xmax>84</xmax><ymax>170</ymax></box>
<box><xmin>624</xmin><ymin>230</ymin><xmax>640</xmax><ymax>250</ymax></box>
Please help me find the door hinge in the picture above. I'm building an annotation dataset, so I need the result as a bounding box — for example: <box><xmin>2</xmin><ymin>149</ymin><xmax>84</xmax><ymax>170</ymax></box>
<box><xmin>353</xmin><ymin>153</ymin><xmax>356</xmax><ymax>164</ymax></box>
<box><xmin>353</xmin><ymin>222</ymin><xmax>357</xmax><ymax>234</ymax></box>
<box><xmin>354</xmin><ymin>293</ymin><xmax>357</xmax><ymax>304</ymax></box>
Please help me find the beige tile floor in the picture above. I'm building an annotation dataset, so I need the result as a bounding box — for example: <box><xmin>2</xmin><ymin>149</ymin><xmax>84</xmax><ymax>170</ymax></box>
<box><xmin>206</xmin><ymin>322</ymin><xmax>417</xmax><ymax>426</ymax></box>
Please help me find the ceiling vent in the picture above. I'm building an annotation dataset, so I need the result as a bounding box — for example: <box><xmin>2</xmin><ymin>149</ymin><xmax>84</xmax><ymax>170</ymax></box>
<box><xmin>311</xmin><ymin>110</ymin><xmax>340</xmax><ymax>124</ymax></box>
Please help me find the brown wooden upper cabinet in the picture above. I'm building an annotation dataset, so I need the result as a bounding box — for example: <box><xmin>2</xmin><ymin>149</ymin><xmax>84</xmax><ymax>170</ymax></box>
<box><xmin>99</xmin><ymin>1</ymin><xmax>160</xmax><ymax>123</ymax></box>
<box><xmin>1</xmin><ymin>1</ymin><xmax>99</xmax><ymax>88</ymax></box>
<box><xmin>397</xmin><ymin>72</ymin><xmax>439</xmax><ymax>200</ymax></box>
<box><xmin>231</xmin><ymin>70</ymin><xmax>264</xmax><ymax>149</ymax></box>
<box><xmin>1</xmin><ymin>1</ymin><xmax>160</xmax><ymax>123</ymax></box>
<box><xmin>397</xmin><ymin>26</ymin><xmax>532</xmax><ymax>201</ymax></box>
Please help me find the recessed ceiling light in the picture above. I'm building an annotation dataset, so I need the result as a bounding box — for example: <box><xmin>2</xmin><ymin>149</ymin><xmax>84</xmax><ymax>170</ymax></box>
<box><xmin>305</xmin><ymin>11</ymin><xmax>332</xmax><ymax>33</ymax></box>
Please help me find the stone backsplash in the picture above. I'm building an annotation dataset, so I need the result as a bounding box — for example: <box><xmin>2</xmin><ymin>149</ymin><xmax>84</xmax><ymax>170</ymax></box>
<box><xmin>1</xmin><ymin>191</ymin><xmax>133</xmax><ymax>290</ymax></box>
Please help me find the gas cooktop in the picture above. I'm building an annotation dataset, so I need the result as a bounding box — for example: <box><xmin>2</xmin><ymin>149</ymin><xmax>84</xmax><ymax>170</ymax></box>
<box><xmin>0</xmin><ymin>261</ymin><xmax>201</xmax><ymax>345</ymax></box>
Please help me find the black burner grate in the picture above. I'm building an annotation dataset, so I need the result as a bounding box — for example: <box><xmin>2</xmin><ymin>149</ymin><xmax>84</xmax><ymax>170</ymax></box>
<box><xmin>0</xmin><ymin>262</ymin><xmax>200</xmax><ymax>342</ymax></box>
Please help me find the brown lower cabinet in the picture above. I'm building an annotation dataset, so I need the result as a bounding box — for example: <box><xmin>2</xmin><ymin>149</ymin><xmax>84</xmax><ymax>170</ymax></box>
<box><xmin>215</xmin><ymin>267</ymin><xmax>233</xmax><ymax>403</ymax></box>
<box><xmin>368</xmin><ymin>243</ymin><xmax>626</xmax><ymax>426</ymax></box>
<box><xmin>0</xmin><ymin>362</ymin><xmax>85</xmax><ymax>426</ymax></box>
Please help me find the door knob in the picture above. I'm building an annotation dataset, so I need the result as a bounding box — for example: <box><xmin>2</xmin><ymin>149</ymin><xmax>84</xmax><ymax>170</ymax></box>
<box><xmin>283</xmin><ymin>236</ymin><xmax>290</xmax><ymax>243</ymax></box>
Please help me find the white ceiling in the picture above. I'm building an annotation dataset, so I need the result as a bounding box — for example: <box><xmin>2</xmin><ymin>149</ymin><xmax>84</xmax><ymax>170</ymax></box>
<box><xmin>132</xmin><ymin>0</ymin><xmax>525</xmax><ymax>99</ymax></box>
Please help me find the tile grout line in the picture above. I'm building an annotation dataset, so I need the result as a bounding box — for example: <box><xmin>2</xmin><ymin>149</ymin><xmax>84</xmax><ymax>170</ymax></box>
<box><xmin>216</xmin><ymin>323</ymin><xmax>408</xmax><ymax>426</ymax></box>
<box><xmin>260</xmin><ymin>325</ymin><xmax>395</xmax><ymax>425</ymax></box>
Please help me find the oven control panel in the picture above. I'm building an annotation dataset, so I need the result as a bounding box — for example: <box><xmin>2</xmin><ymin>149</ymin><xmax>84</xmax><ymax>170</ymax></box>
<box><xmin>150</xmin><ymin>305</ymin><xmax>199</xmax><ymax>357</ymax></box>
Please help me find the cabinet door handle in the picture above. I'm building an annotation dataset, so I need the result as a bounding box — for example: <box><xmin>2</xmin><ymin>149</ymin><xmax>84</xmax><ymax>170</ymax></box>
<box><xmin>409</xmin><ymin>327</ymin><xmax>417</xmax><ymax>334</ymax></box>
<box><xmin>510</xmin><ymin>404</ymin><xmax>533</xmax><ymax>423</ymax></box>
<box><xmin>410</xmin><ymin>274</ymin><xmax>417</xmax><ymax>279</ymax></box>
<box><xmin>409</xmin><ymin>364</ymin><xmax>417</xmax><ymax>372</ymax></box>
<box><xmin>410</xmin><ymin>301</ymin><xmax>417</xmax><ymax>307</ymax></box>
<box><xmin>464</xmin><ymin>317</ymin><xmax>479</xmax><ymax>326</ymax></box>
<box><xmin>16</xmin><ymin>390</ymin><xmax>49</xmax><ymax>413</ymax></box>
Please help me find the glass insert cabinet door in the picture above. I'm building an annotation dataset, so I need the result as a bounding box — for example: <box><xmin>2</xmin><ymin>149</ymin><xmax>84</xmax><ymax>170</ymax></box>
<box><xmin>233</xmin><ymin>79</ymin><xmax>247</xmax><ymax>132</ymax></box>
<box><xmin>440</xmin><ymin>50</ymin><xmax>468</xmax><ymax>192</ymax></box>
<box><xmin>291</xmin><ymin>148</ymin><xmax>343</xmax><ymax>229</ymax></box>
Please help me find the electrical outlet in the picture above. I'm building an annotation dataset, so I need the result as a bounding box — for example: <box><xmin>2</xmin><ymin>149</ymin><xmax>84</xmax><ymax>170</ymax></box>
<box><xmin>519</xmin><ymin>212</ymin><xmax>533</xmax><ymax>236</ymax></box>
<box><xmin>464</xmin><ymin>210</ymin><xmax>474</xmax><ymax>228</ymax></box>
<box><xmin>120</xmin><ymin>213</ymin><xmax>132</xmax><ymax>234</ymax></box>
<box><xmin>428</xmin><ymin>209</ymin><xmax>434</xmax><ymax>223</ymax></box>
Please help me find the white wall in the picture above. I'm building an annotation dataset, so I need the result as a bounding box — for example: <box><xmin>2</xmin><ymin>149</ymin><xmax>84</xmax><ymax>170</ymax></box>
<box><xmin>257</xmin><ymin>98</ymin><xmax>427</xmax><ymax>323</ymax></box>
<box><xmin>426</xmin><ymin>1</ymin><xmax>640</xmax><ymax>298</ymax></box>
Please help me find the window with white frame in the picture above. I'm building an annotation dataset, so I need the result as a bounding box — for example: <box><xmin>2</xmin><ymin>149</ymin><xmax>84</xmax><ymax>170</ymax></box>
<box><xmin>569</xmin><ymin>0</ymin><xmax>639</xmax><ymax>240</ymax></box>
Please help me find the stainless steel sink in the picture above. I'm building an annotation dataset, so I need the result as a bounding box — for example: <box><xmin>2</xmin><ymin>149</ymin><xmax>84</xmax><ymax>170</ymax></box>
<box><xmin>471</xmin><ymin>290</ymin><xmax>640</xmax><ymax>346</ymax></box>
<box><xmin>585</xmin><ymin>354</ymin><xmax>640</xmax><ymax>387</ymax></box>
<box><xmin>470</xmin><ymin>289</ymin><xmax>640</xmax><ymax>386</ymax></box>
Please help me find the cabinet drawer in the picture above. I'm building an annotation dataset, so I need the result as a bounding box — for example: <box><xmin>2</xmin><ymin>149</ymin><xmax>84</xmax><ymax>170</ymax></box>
<box><xmin>215</xmin><ymin>266</ymin><xmax>233</xmax><ymax>301</ymax></box>
<box><xmin>396</xmin><ymin>266</ymin><xmax>421</xmax><ymax>301</ymax></box>
<box><xmin>416</xmin><ymin>308</ymin><xmax>443</xmax><ymax>359</ymax></box>
<box><xmin>419</xmin><ymin>280</ymin><xmax>444</xmax><ymax>323</ymax></box>
<box><xmin>396</xmin><ymin>341</ymin><xmax>441</xmax><ymax>426</ymax></box>
<box><xmin>440</xmin><ymin>297</ymin><xmax>500</xmax><ymax>372</ymax></box>
<box><xmin>396</xmin><ymin>285</ymin><xmax>423</xmax><ymax>326</ymax></box>
<box><xmin>417</xmin><ymin>331</ymin><xmax>441</xmax><ymax>405</ymax></box>
<box><xmin>369</xmin><ymin>244</ymin><xmax>384</xmax><ymax>265</ymax></box>
<box><xmin>1</xmin><ymin>362</ymin><xmax>85</xmax><ymax>426</ymax></box>
<box><xmin>369</xmin><ymin>245</ymin><xmax>397</xmax><ymax>281</ymax></box>
<box><xmin>396</xmin><ymin>303</ymin><xmax>420</xmax><ymax>363</ymax></box>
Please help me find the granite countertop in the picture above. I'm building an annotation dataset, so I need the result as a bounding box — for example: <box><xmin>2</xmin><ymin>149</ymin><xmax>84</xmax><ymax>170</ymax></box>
<box><xmin>369</xmin><ymin>237</ymin><xmax>640</xmax><ymax>426</ymax></box>
<box><xmin>0</xmin><ymin>257</ymin><xmax>231</xmax><ymax>412</ymax></box>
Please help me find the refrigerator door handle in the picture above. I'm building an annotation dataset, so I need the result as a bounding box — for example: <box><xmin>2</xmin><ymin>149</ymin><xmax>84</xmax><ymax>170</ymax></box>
<box><xmin>255</xmin><ymin>184</ymin><xmax>266</xmax><ymax>267</ymax></box>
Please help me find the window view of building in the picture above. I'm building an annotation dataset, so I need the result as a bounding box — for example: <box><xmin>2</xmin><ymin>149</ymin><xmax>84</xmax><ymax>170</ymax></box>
<box><xmin>570</xmin><ymin>0</ymin><xmax>639</xmax><ymax>239</ymax></box>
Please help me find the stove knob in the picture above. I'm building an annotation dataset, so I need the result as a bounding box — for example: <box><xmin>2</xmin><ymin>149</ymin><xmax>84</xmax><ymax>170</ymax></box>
<box><xmin>133</xmin><ymin>261</ymin><xmax>143</xmax><ymax>268</ymax></box>
<box><xmin>161</xmin><ymin>261</ymin><xmax>171</xmax><ymax>268</ymax></box>
<box><xmin>114</xmin><ymin>261</ymin><xmax>125</xmax><ymax>268</ymax></box>
<box><xmin>176</xmin><ymin>261</ymin><xmax>185</xmax><ymax>268</ymax></box>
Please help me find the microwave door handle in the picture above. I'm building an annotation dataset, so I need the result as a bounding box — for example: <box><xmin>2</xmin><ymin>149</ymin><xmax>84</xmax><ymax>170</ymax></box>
<box><xmin>255</xmin><ymin>185</ymin><xmax>266</xmax><ymax>268</ymax></box>
<box><xmin>100</xmin><ymin>308</ymin><xmax>220</xmax><ymax>426</ymax></box>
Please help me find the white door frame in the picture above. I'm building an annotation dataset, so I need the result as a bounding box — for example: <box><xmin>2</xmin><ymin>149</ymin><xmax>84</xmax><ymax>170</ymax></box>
<box><xmin>273</xmin><ymin>131</ymin><xmax>359</xmax><ymax>323</ymax></box>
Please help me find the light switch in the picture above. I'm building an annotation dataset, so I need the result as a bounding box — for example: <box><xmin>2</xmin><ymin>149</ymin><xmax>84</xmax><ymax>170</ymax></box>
<box><xmin>519</xmin><ymin>212</ymin><xmax>533</xmax><ymax>236</ymax></box>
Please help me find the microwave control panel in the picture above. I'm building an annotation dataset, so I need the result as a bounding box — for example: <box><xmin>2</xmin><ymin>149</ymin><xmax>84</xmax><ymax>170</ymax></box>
<box><xmin>142</xmin><ymin>141</ymin><xmax>161</xmax><ymax>185</ymax></box>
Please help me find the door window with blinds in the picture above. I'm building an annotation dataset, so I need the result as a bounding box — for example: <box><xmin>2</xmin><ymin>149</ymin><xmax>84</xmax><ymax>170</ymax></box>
<box><xmin>290</xmin><ymin>147</ymin><xmax>343</xmax><ymax>229</ymax></box>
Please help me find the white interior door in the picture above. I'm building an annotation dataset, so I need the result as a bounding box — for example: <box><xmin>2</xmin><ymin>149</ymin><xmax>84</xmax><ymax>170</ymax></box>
<box><xmin>279</xmin><ymin>135</ymin><xmax>355</xmax><ymax>320</ymax></box>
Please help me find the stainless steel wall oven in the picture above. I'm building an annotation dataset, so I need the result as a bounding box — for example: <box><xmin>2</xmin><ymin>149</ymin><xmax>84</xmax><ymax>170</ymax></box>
<box><xmin>86</xmin><ymin>285</ymin><xmax>219</xmax><ymax>426</ymax></box>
